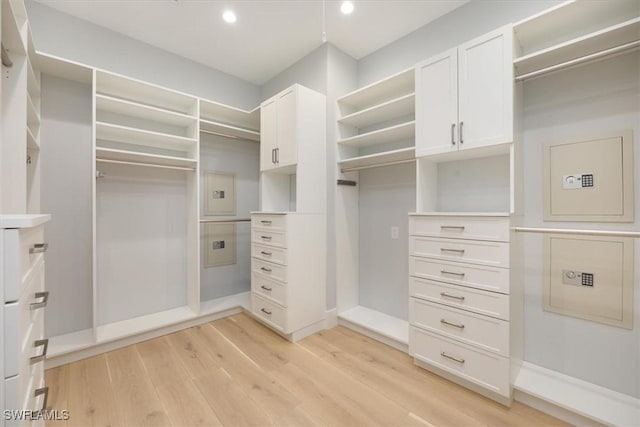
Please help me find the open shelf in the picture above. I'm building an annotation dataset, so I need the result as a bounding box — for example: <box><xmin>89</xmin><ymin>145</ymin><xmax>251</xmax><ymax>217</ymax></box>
<box><xmin>36</xmin><ymin>51</ymin><xmax>93</xmax><ymax>84</ymax></box>
<box><xmin>26</xmin><ymin>57</ymin><xmax>40</xmax><ymax>99</ymax></box>
<box><xmin>96</xmin><ymin>305</ymin><xmax>195</xmax><ymax>343</ymax></box>
<box><xmin>96</xmin><ymin>122</ymin><xmax>197</xmax><ymax>153</ymax></box>
<box><xmin>200</xmin><ymin>118</ymin><xmax>260</xmax><ymax>141</ymax></box>
<box><xmin>26</xmin><ymin>127</ymin><xmax>38</xmax><ymax>151</ymax></box>
<box><xmin>27</xmin><ymin>95</ymin><xmax>40</xmax><ymax>131</ymax></box>
<box><xmin>339</xmin><ymin>93</ymin><xmax>415</xmax><ymax>129</ymax></box>
<box><xmin>338</xmin><ymin>67</ymin><xmax>414</xmax><ymax>111</ymax></box>
<box><xmin>338</xmin><ymin>121</ymin><xmax>415</xmax><ymax>148</ymax></box>
<box><xmin>1</xmin><ymin>0</ymin><xmax>26</xmax><ymax>54</ymax></box>
<box><xmin>514</xmin><ymin>17</ymin><xmax>640</xmax><ymax>79</ymax></box>
<box><xmin>199</xmin><ymin>99</ymin><xmax>260</xmax><ymax>131</ymax></box>
<box><xmin>339</xmin><ymin>147</ymin><xmax>415</xmax><ymax>172</ymax></box>
<box><xmin>96</xmin><ymin>147</ymin><xmax>196</xmax><ymax>169</ymax></box>
<box><xmin>338</xmin><ymin>305</ymin><xmax>409</xmax><ymax>346</ymax></box>
<box><xmin>96</xmin><ymin>70</ymin><xmax>197</xmax><ymax>115</ymax></box>
<box><xmin>199</xmin><ymin>291</ymin><xmax>251</xmax><ymax>315</ymax></box>
<box><xmin>96</xmin><ymin>94</ymin><xmax>197</xmax><ymax>128</ymax></box>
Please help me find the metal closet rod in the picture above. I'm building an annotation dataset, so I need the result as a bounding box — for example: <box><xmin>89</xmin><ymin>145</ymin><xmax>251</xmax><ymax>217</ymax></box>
<box><xmin>512</xmin><ymin>227</ymin><xmax>640</xmax><ymax>238</ymax></box>
<box><xmin>199</xmin><ymin>128</ymin><xmax>259</xmax><ymax>142</ymax></box>
<box><xmin>96</xmin><ymin>158</ymin><xmax>196</xmax><ymax>171</ymax></box>
<box><xmin>200</xmin><ymin>218</ymin><xmax>251</xmax><ymax>224</ymax></box>
<box><xmin>515</xmin><ymin>40</ymin><xmax>640</xmax><ymax>82</ymax></box>
<box><xmin>341</xmin><ymin>158</ymin><xmax>416</xmax><ymax>173</ymax></box>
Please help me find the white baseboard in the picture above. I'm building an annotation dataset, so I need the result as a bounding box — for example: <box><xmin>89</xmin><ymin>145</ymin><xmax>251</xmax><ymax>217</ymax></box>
<box><xmin>514</xmin><ymin>390</ymin><xmax>605</xmax><ymax>427</ymax></box>
<box><xmin>324</xmin><ymin>307</ymin><xmax>338</xmax><ymax>328</ymax></box>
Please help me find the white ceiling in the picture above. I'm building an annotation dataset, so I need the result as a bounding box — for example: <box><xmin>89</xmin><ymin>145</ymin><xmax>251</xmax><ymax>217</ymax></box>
<box><xmin>34</xmin><ymin>0</ymin><xmax>468</xmax><ymax>85</ymax></box>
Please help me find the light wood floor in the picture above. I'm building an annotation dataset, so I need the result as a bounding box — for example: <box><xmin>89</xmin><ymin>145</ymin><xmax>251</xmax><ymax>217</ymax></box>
<box><xmin>45</xmin><ymin>313</ymin><xmax>567</xmax><ymax>427</ymax></box>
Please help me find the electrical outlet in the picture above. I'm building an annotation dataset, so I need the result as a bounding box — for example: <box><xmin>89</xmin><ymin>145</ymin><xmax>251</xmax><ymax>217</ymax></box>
<box><xmin>391</xmin><ymin>226</ymin><xmax>399</xmax><ymax>239</ymax></box>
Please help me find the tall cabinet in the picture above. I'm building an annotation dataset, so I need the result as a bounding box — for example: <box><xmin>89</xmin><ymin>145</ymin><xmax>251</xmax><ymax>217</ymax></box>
<box><xmin>251</xmin><ymin>84</ymin><xmax>327</xmax><ymax>341</ymax></box>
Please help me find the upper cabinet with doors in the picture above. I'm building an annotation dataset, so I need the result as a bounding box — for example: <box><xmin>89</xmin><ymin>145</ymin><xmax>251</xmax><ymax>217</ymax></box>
<box><xmin>260</xmin><ymin>85</ymin><xmax>308</xmax><ymax>172</ymax></box>
<box><xmin>416</xmin><ymin>26</ymin><xmax>513</xmax><ymax>158</ymax></box>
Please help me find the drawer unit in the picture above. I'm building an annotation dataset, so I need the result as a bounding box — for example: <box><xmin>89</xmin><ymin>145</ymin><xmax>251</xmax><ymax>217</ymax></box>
<box><xmin>251</xmin><ymin>214</ymin><xmax>287</xmax><ymax>231</ymax></box>
<box><xmin>251</xmin><ymin>273</ymin><xmax>287</xmax><ymax>307</ymax></box>
<box><xmin>251</xmin><ymin>228</ymin><xmax>287</xmax><ymax>248</ymax></box>
<box><xmin>410</xmin><ymin>298</ymin><xmax>509</xmax><ymax>356</ymax></box>
<box><xmin>410</xmin><ymin>236</ymin><xmax>509</xmax><ymax>268</ymax></box>
<box><xmin>409</xmin><ymin>215</ymin><xmax>509</xmax><ymax>242</ymax></box>
<box><xmin>409</xmin><ymin>257</ymin><xmax>509</xmax><ymax>294</ymax></box>
<box><xmin>3</xmin><ymin>226</ymin><xmax>46</xmax><ymax>303</ymax></box>
<box><xmin>252</xmin><ymin>258</ymin><xmax>287</xmax><ymax>284</ymax></box>
<box><xmin>410</xmin><ymin>277</ymin><xmax>509</xmax><ymax>320</ymax></box>
<box><xmin>252</xmin><ymin>294</ymin><xmax>287</xmax><ymax>332</ymax></box>
<box><xmin>251</xmin><ymin>243</ymin><xmax>287</xmax><ymax>266</ymax></box>
<box><xmin>410</xmin><ymin>327</ymin><xmax>510</xmax><ymax>397</ymax></box>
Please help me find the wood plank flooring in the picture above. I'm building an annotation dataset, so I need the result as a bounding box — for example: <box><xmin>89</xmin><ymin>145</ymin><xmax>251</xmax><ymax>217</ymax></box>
<box><xmin>45</xmin><ymin>313</ymin><xmax>567</xmax><ymax>426</ymax></box>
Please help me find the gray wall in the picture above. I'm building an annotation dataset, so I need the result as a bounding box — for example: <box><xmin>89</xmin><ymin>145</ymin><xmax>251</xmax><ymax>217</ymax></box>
<box><xmin>41</xmin><ymin>75</ymin><xmax>93</xmax><ymax>337</ymax></box>
<box><xmin>25</xmin><ymin>0</ymin><xmax>260</xmax><ymax>110</ymax></box>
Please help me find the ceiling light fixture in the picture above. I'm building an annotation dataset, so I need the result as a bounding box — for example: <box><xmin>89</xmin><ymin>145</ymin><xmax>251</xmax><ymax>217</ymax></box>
<box><xmin>222</xmin><ymin>10</ymin><xmax>237</xmax><ymax>24</ymax></box>
<box><xmin>340</xmin><ymin>1</ymin><xmax>354</xmax><ymax>15</ymax></box>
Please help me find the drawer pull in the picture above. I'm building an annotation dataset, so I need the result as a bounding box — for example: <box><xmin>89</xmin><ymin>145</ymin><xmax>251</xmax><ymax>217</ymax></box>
<box><xmin>34</xmin><ymin>386</ymin><xmax>49</xmax><ymax>414</ymax></box>
<box><xmin>260</xmin><ymin>251</ymin><xmax>272</xmax><ymax>256</ymax></box>
<box><xmin>260</xmin><ymin>220</ymin><xmax>272</xmax><ymax>225</ymax></box>
<box><xmin>440</xmin><ymin>226</ymin><xmax>465</xmax><ymax>231</ymax></box>
<box><xmin>440</xmin><ymin>319</ymin><xmax>465</xmax><ymax>329</ymax></box>
<box><xmin>260</xmin><ymin>285</ymin><xmax>272</xmax><ymax>292</ymax></box>
<box><xmin>29</xmin><ymin>243</ymin><xmax>49</xmax><ymax>254</ymax></box>
<box><xmin>30</xmin><ymin>339</ymin><xmax>49</xmax><ymax>364</ymax></box>
<box><xmin>441</xmin><ymin>352</ymin><xmax>465</xmax><ymax>364</ymax></box>
<box><xmin>440</xmin><ymin>248</ymin><xmax>465</xmax><ymax>254</ymax></box>
<box><xmin>260</xmin><ymin>236</ymin><xmax>272</xmax><ymax>241</ymax></box>
<box><xmin>30</xmin><ymin>291</ymin><xmax>50</xmax><ymax>310</ymax></box>
<box><xmin>260</xmin><ymin>267</ymin><xmax>272</xmax><ymax>273</ymax></box>
<box><xmin>440</xmin><ymin>292</ymin><xmax>465</xmax><ymax>301</ymax></box>
<box><xmin>261</xmin><ymin>308</ymin><xmax>272</xmax><ymax>315</ymax></box>
<box><xmin>441</xmin><ymin>270</ymin><xmax>465</xmax><ymax>277</ymax></box>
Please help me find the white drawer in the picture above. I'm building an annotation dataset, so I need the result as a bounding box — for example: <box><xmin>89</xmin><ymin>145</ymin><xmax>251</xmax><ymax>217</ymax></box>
<box><xmin>410</xmin><ymin>327</ymin><xmax>510</xmax><ymax>397</ymax></box>
<box><xmin>251</xmin><ymin>214</ymin><xmax>287</xmax><ymax>231</ymax></box>
<box><xmin>409</xmin><ymin>215</ymin><xmax>509</xmax><ymax>242</ymax></box>
<box><xmin>410</xmin><ymin>298</ymin><xmax>509</xmax><ymax>356</ymax></box>
<box><xmin>409</xmin><ymin>257</ymin><xmax>509</xmax><ymax>294</ymax></box>
<box><xmin>252</xmin><ymin>273</ymin><xmax>287</xmax><ymax>307</ymax></box>
<box><xmin>252</xmin><ymin>293</ymin><xmax>286</xmax><ymax>332</ymax></box>
<box><xmin>251</xmin><ymin>243</ymin><xmax>287</xmax><ymax>266</ymax></box>
<box><xmin>410</xmin><ymin>277</ymin><xmax>509</xmax><ymax>320</ymax></box>
<box><xmin>251</xmin><ymin>229</ymin><xmax>287</xmax><ymax>248</ymax></box>
<box><xmin>252</xmin><ymin>258</ymin><xmax>287</xmax><ymax>284</ymax></box>
<box><xmin>410</xmin><ymin>236</ymin><xmax>509</xmax><ymax>268</ymax></box>
<box><xmin>2</xmin><ymin>226</ymin><xmax>46</xmax><ymax>303</ymax></box>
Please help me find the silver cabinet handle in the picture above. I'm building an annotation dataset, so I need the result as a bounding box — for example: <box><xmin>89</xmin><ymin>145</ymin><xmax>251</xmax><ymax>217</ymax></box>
<box><xmin>261</xmin><ymin>308</ymin><xmax>272</xmax><ymax>315</ymax></box>
<box><xmin>29</xmin><ymin>243</ymin><xmax>49</xmax><ymax>254</ymax></box>
<box><xmin>260</xmin><ymin>285</ymin><xmax>272</xmax><ymax>292</ymax></box>
<box><xmin>260</xmin><ymin>220</ymin><xmax>272</xmax><ymax>225</ymax></box>
<box><xmin>451</xmin><ymin>123</ymin><xmax>456</xmax><ymax>145</ymax></box>
<box><xmin>440</xmin><ymin>248</ymin><xmax>465</xmax><ymax>254</ymax></box>
<box><xmin>441</xmin><ymin>270</ymin><xmax>465</xmax><ymax>277</ymax></box>
<box><xmin>276</xmin><ymin>148</ymin><xmax>279</xmax><ymax>164</ymax></box>
<box><xmin>260</xmin><ymin>267</ymin><xmax>272</xmax><ymax>273</ymax></box>
<box><xmin>440</xmin><ymin>319</ymin><xmax>465</xmax><ymax>329</ymax></box>
<box><xmin>440</xmin><ymin>292</ymin><xmax>465</xmax><ymax>301</ymax></box>
<box><xmin>30</xmin><ymin>339</ymin><xmax>49</xmax><ymax>364</ymax></box>
<box><xmin>260</xmin><ymin>251</ymin><xmax>272</xmax><ymax>256</ymax></box>
<box><xmin>440</xmin><ymin>225</ymin><xmax>465</xmax><ymax>230</ymax></box>
<box><xmin>271</xmin><ymin>148</ymin><xmax>276</xmax><ymax>164</ymax></box>
<box><xmin>441</xmin><ymin>352</ymin><xmax>465</xmax><ymax>364</ymax></box>
<box><xmin>30</xmin><ymin>291</ymin><xmax>49</xmax><ymax>310</ymax></box>
<box><xmin>260</xmin><ymin>235</ymin><xmax>272</xmax><ymax>240</ymax></box>
<box><xmin>459</xmin><ymin>121</ymin><xmax>464</xmax><ymax>144</ymax></box>
<box><xmin>35</xmin><ymin>386</ymin><xmax>49</xmax><ymax>414</ymax></box>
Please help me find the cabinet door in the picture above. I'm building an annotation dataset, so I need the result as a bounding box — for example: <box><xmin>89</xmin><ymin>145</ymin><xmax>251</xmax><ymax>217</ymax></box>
<box><xmin>275</xmin><ymin>87</ymin><xmax>298</xmax><ymax>168</ymax></box>
<box><xmin>260</xmin><ymin>97</ymin><xmax>277</xmax><ymax>171</ymax></box>
<box><xmin>458</xmin><ymin>26</ymin><xmax>513</xmax><ymax>151</ymax></box>
<box><xmin>415</xmin><ymin>49</ymin><xmax>458</xmax><ymax>157</ymax></box>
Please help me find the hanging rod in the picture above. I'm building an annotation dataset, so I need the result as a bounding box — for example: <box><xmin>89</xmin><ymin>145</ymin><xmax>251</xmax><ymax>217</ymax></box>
<box><xmin>199</xmin><ymin>218</ymin><xmax>251</xmax><ymax>224</ymax></box>
<box><xmin>96</xmin><ymin>158</ymin><xmax>196</xmax><ymax>171</ymax></box>
<box><xmin>199</xmin><ymin>128</ymin><xmax>259</xmax><ymax>142</ymax></box>
<box><xmin>512</xmin><ymin>227</ymin><xmax>640</xmax><ymax>238</ymax></box>
<box><xmin>515</xmin><ymin>39</ymin><xmax>640</xmax><ymax>82</ymax></box>
<box><xmin>341</xmin><ymin>158</ymin><xmax>416</xmax><ymax>173</ymax></box>
<box><xmin>1</xmin><ymin>43</ymin><xmax>13</xmax><ymax>67</ymax></box>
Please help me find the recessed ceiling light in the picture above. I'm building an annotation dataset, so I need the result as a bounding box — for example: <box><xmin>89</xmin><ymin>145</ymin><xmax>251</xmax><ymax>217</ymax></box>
<box><xmin>223</xmin><ymin>10</ymin><xmax>237</xmax><ymax>24</ymax></box>
<box><xmin>340</xmin><ymin>1</ymin><xmax>354</xmax><ymax>15</ymax></box>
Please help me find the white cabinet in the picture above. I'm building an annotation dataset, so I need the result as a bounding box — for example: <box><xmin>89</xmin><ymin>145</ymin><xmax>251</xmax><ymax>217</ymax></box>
<box><xmin>416</xmin><ymin>26</ymin><xmax>513</xmax><ymax>158</ymax></box>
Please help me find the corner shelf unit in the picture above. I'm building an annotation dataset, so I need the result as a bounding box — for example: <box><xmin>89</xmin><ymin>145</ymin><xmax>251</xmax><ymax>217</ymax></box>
<box><xmin>513</xmin><ymin>0</ymin><xmax>640</xmax><ymax>80</ymax></box>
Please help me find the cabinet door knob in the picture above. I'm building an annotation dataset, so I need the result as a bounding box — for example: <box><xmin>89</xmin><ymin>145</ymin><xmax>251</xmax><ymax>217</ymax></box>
<box><xmin>30</xmin><ymin>243</ymin><xmax>49</xmax><ymax>254</ymax></box>
<box><xmin>261</xmin><ymin>308</ymin><xmax>272</xmax><ymax>315</ymax></box>
<box><xmin>34</xmin><ymin>386</ymin><xmax>49</xmax><ymax>414</ymax></box>
<box><xmin>260</xmin><ymin>235</ymin><xmax>272</xmax><ymax>240</ymax></box>
<box><xmin>260</xmin><ymin>267</ymin><xmax>272</xmax><ymax>273</ymax></box>
<box><xmin>30</xmin><ymin>291</ymin><xmax>50</xmax><ymax>310</ymax></box>
<box><xmin>260</xmin><ymin>251</ymin><xmax>272</xmax><ymax>256</ymax></box>
<box><xmin>260</xmin><ymin>285</ymin><xmax>272</xmax><ymax>292</ymax></box>
<box><xmin>30</xmin><ymin>339</ymin><xmax>49</xmax><ymax>364</ymax></box>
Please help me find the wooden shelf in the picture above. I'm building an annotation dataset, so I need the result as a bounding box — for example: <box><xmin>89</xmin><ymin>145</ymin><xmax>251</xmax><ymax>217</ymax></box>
<box><xmin>96</xmin><ymin>122</ymin><xmax>197</xmax><ymax>152</ymax></box>
<box><xmin>339</xmin><ymin>93</ymin><xmax>415</xmax><ymax>129</ymax></box>
<box><xmin>27</xmin><ymin>58</ymin><xmax>40</xmax><ymax>99</ymax></box>
<box><xmin>338</xmin><ymin>67</ymin><xmax>414</xmax><ymax>111</ymax></box>
<box><xmin>96</xmin><ymin>94</ymin><xmax>197</xmax><ymax>128</ymax></box>
<box><xmin>338</xmin><ymin>121</ymin><xmax>415</xmax><ymax>148</ymax></box>
<box><xmin>338</xmin><ymin>305</ymin><xmax>409</xmax><ymax>346</ymax></box>
<box><xmin>514</xmin><ymin>0</ymin><xmax>640</xmax><ymax>56</ymax></box>
<box><xmin>96</xmin><ymin>70</ymin><xmax>197</xmax><ymax>115</ymax></box>
<box><xmin>26</xmin><ymin>127</ymin><xmax>39</xmax><ymax>151</ymax></box>
<box><xmin>96</xmin><ymin>147</ymin><xmax>196</xmax><ymax>169</ymax></box>
<box><xmin>200</xmin><ymin>119</ymin><xmax>260</xmax><ymax>141</ymax></box>
<box><xmin>200</xmin><ymin>99</ymin><xmax>260</xmax><ymax>131</ymax></box>
<box><xmin>339</xmin><ymin>147</ymin><xmax>415</xmax><ymax>171</ymax></box>
<box><xmin>514</xmin><ymin>17</ymin><xmax>640</xmax><ymax>78</ymax></box>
